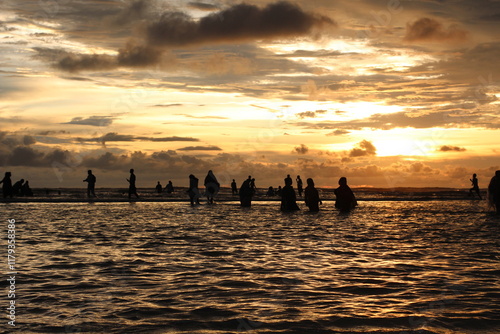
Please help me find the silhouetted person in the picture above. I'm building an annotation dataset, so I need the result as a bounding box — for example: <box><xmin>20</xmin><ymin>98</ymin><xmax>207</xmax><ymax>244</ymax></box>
<box><xmin>0</xmin><ymin>172</ymin><xmax>13</xmax><ymax>198</ymax></box>
<box><xmin>127</xmin><ymin>169</ymin><xmax>139</xmax><ymax>199</ymax></box>
<box><xmin>83</xmin><ymin>170</ymin><xmax>97</xmax><ymax>198</ymax></box>
<box><xmin>204</xmin><ymin>170</ymin><xmax>220</xmax><ymax>204</ymax></box>
<box><xmin>266</xmin><ymin>186</ymin><xmax>275</xmax><ymax>196</ymax></box>
<box><xmin>165</xmin><ymin>181</ymin><xmax>174</xmax><ymax>194</ymax></box>
<box><xmin>188</xmin><ymin>174</ymin><xmax>201</xmax><ymax>205</ymax></box>
<box><xmin>285</xmin><ymin>174</ymin><xmax>292</xmax><ymax>185</ymax></box>
<box><xmin>468</xmin><ymin>173</ymin><xmax>482</xmax><ymax>199</ymax></box>
<box><xmin>296</xmin><ymin>175</ymin><xmax>303</xmax><ymax>197</ymax></box>
<box><xmin>304</xmin><ymin>178</ymin><xmax>322</xmax><ymax>212</ymax></box>
<box><xmin>487</xmin><ymin>170</ymin><xmax>500</xmax><ymax>214</ymax></box>
<box><xmin>231</xmin><ymin>179</ymin><xmax>238</xmax><ymax>195</ymax></box>
<box><xmin>334</xmin><ymin>177</ymin><xmax>357</xmax><ymax>212</ymax></box>
<box><xmin>12</xmin><ymin>179</ymin><xmax>24</xmax><ymax>196</ymax></box>
<box><xmin>250</xmin><ymin>178</ymin><xmax>257</xmax><ymax>195</ymax></box>
<box><xmin>281</xmin><ymin>177</ymin><xmax>300</xmax><ymax>212</ymax></box>
<box><xmin>239</xmin><ymin>177</ymin><xmax>253</xmax><ymax>207</ymax></box>
<box><xmin>22</xmin><ymin>180</ymin><xmax>33</xmax><ymax>196</ymax></box>
<box><xmin>277</xmin><ymin>186</ymin><xmax>282</xmax><ymax>197</ymax></box>
<box><xmin>156</xmin><ymin>181</ymin><xmax>162</xmax><ymax>193</ymax></box>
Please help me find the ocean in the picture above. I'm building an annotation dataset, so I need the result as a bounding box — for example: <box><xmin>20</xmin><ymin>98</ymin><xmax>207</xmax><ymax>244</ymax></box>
<box><xmin>1</xmin><ymin>199</ymin><xmax>499</xmax><ymax>333</ymax></box>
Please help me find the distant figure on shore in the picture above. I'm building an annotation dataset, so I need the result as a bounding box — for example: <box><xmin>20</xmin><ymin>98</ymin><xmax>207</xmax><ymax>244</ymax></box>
<box><xmin>204</xmin><ymin>170</ymin><xmax>220</xmax><ymax>204</ymax></box>
<box><xmin>12</xmin><ymin>179</ymin><xmax>24</xmax><ymax>196</ymax></box>
<box><xmin>231</xmin><ymin>179</ymin><xmax>238</xmax><ymax>195</ymax></box>
<box><xmin>0</xmin><ymin>172</ymin><xmax>13</xmax><ymax>198</ymax></box>
<box><xmin>296</xmin><ymin>175</ymin><xmax>303</xmax><ymax>197</ymax></box>
<box><xmin>155</xmin><ymin>181</ymin><xmax>162</xmax><ymax>193</ymax></box>
<box><xmin>334</xmin><ymin>177</ymin><xmax>357</xmax><ymax>212</ymax></box>
<box><xmin>468</xmin><ymin>173</ymin><xmax>482</xmax><ymax>199</ymax></box>
<box><xmin>127</xmin><ymin>169</ymin><xmax>140</xmax><ymax>199</ymax></box>
<box><xmin>266</xmin><ymin>186</ymin><xmax>275</xmax><ymax>196</ymax></box>
<box><xmin>281</xmin><ymin>177</ymin><xmax>300</xmax><ymax>212</ymax></box>
<box><xmin>165</xmin><ymin>181</ymin><xmax>174</xmax><ymax>194</ymax></box>
<box><xmin>22</xmin><ymin>180</ymin><xmax>33</xmax><ymax>196</ymax></box>
<box><xmin>487</xmin><ymin>170</ymin><xmax>500</xmax><ymax>214</ymax></box>
<box><xmin>304</xmin><ymin>178</ymin><xmax>322</xmax><ymax>212</ymax></box>
<box><xmin>277</xmin><ymin>185</ymin><xmax>282</xmax><ymax>197</ymax></box>
<box><xmin>83</xmin><ymin>170</ymin><xmax>97</xmax><ymax>198</ymax></box>
<box><xmin>250</xmin><ymin>177</ymin><xmax>257</xmax><ymax>195</ymax></box>
<box><xmin>239</xmin><ymin>177</ymin><xmax>253</xmax><ymax>207</ymax></box>
<box><xmin>188</xmin><ymin>174</ymin><xmax>201</xmax><ymax>205</ymax></box>
<box><xmin>285</xmin><ymin>174</ymin><xmax>292</xmax><ymax>185</ymax></box>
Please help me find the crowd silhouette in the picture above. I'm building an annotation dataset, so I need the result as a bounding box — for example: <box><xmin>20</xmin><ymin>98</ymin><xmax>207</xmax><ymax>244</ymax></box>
<box><xmin>2</xmin><ymin>168</ymin><xmax>500</xmax><ymax>214</ymax></box>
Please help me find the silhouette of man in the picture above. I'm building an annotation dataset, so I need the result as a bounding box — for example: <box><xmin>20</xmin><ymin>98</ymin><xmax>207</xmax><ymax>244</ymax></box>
<box><xmin>231</xmin><ymin>179</ymin><xmax>238</xmax><ymax>195</ymax></box>
<box><xmin>22</xmin><ymin>180</ymin><xmax>33</xmax><ymax>196</ymax></box>
<box><xmin>281</xmin><ymin>177</ymin><xmax>300</xmax><ymax>212</ymax></box>
<box><xmin>165</xmin><ymin>181</ymin><xmax>174</xmax><ymax>194</ymax></box>
<box><xmin>12</xmin><ymin>179</ymin><xmax>24</xmax><ymax>196</ymax></box>
<box><xmin>239</xmin><ymin>177</ymin><xmax>253</xmax><ymax>207</ymax></box>
<box><xmin>204</xmin><ymin>170</ymin><xmax>220</xmax><ymax>204</ymax></box>
<box><xmin>0</xmin><ymin>172</ymin><xmax>13</xmax><ymax>198</ymax></box>
<box><xmin>83</xmin><ymin>170</ymin><xmax>97</xmax><ymax>198</ymax></box>
<box><xmin>468</xmin><ymin>173</ymin><xmax>482</xmax><ymax>199</ymax></box>
<box><xmin>296</xmin><ymin>175</ymin><xmax>303</xmax><ymax>197</ymax></box>
<box><xmin>156</xmin><ymin>181</ymin><xmax>162</xmax><ymax>193</ymax></box>
<box><xmin>488</xmin><ymin>170</ymin><xmax>500</xmax><ymax>214</ymax></box>
<box><xmin>188</xmin><ymin>174</ymin><xmax>201</xmax><ymax>205</ymax></box>
<box><xmin>334</xmin><ymin>177</ymin><xmax>357</xmax><ymax>212</ymax></box>
<box><xmin>304</xmin><ymin>178</ymin><xmax>322</xmax><ymax>212</ymax></box>
<box><xmin>127</xmin><ymin>169</ymin><xmax>139</xmax><ymax>199</ymax></box>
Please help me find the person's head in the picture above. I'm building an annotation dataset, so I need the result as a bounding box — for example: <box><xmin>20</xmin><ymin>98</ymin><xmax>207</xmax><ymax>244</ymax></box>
<box><xmin>157</xmin><ymin>181</ymin><xmax>160</xmax><ymax>184</ymax></box>
<box><xmin>232</xmin><ymin>179</ymin><xmax>235</xmax><ymax>182</ymax></box>
<box><xmin>284</xmin><ymin>177</ymin><xmax>292</xmax><ymax>186</ymax></box>
<box><xmin>130</xmin><ymin>168</ymin><xmax>134</xmax><ymax>173</ymax></box>
<box><xmin>5</xmin><ymin>172</ymin><xmax>11</xmax><ymax>177</ymax></box>
<box><xmin>473</xmin><ymin>173</ymin><xmax>477</xmax><ymax>177</ymax></box>
<box><xmin>248</xmin><ymin>175</ymin><xmax>252</xmax><ymax>179</ymax></box>
<box><xmin>252</xmin><ymin>178</ymin><xmax>255</xmax><ymax>181</ymax></box>
<box><xmin>297</xmin><ymin>175</ymin><xmax>301</xmax><ymax>179</ymax></box>
<box><xmin>189</xmin><ymin>174</ymin><xmax>194</xmax><ymax>179</ymax></box>
<box><xmin>338</xmin><ymin>177</ymin><xmax>347</xmax><ymax>186</ymax></box>
<box><xmin>307</xmin><ymin>178</ymin><xmax>314</xmax><ymax>187</ymax></box>
<box><xmin>88</xmin><ymin>170</ymin><xmax>92</xmax><ymax>175</ymax></box>
<box><xmin>20</xmin><ymin>179</ymin><xmax>24</xmax><ymax>183</ymax></box>
<box><xmin>169</xmin><ymin>180</ymin><xmax>172</xmax><ymax>184</ymax></box>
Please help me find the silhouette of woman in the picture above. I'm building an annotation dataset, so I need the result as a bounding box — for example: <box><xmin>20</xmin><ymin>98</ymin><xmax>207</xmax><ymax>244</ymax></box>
<box><xmin>188</xmin><ymin>174</ymin><xmax>201</xmax><ymax>205</ymax></box>
<box><xmin>155</xmin><ymin>181</ymin><xmax>162</xmax><ymax>193</ymax></box>
<box><xmin>296</xmin><ymin>175</ymin><xmax>303</xmax><ymax>197</ymax></box>
<box><xmin>231</xmin><ymin>179</ymin><xmax>238</xmax><ymax>195</ymax></box>
<box><xmin>304</xmin><ymin>178</ymin><xmax>322</xmax><ymax>212</ymax></box>
<box><xmin>165</xmin><ymin>181</ymin><xmax>174</xmax><ymax>194</ymax></box>
<box><xmin>239</xmin><ymin>177</ymin><xmax>253</xmax><ymax>207</ymax></box>
<box><xmin>204</xmin><ymin>170</ymin><xmax>220</xmax><ymax>204</ymax></box>
<box><xmin>334</xmin><ymin>177</ymin><xmax>357</xmax><ymax>212</ymax></box>
<box><xmin>468</xmin><ymin>173</ymin><xmax>482</xmax><ymax>199</ymax></box>
<box><xmin>127</xmin><ymin>169</ymin><xmax>140</xmax><ymax>199</ymax></box>
<box><xmin>0</xmin><ymin>172</ymin><xmax>13</xmax><ymax>198</ymax></box>
<box><xmin>281</xmin><ymin>177</ymin><xmax>300</xmax><ymax>212</ymax></box>
<box><xmin>12</xmin><ymin>179</ymin><xmax>24</xmax><ymax>196</ymax></box>
<box><xmin>83</xmin><ymin>170</ymin><xmax>97</xmax><ymax>198</ymax></box>
<box><xmin>487</xmin><ymin>170</ymin><xmax>500</xmax><ymax>214</ymax></box>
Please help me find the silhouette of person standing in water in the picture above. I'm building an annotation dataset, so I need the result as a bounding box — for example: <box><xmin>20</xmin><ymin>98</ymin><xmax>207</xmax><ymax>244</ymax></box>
<box><xmin>281</xmin><ymin>177</ymin><xmax>300</xmax><ymax>212</ymax></box>
<box><xmin>239</xmin><ymin>177</ymin><xmax>253</xmax><ymax>207</ymax></box>
<box><xmin>487</xmin><ymin>170</ymin><xmax>500</xmax><ymax>214</ymax></box>
<box><xmin>165</xmin><ymin>181</ymin><xmax>174</xmax><ymax>194</ymax></box>
<box><xmin>83</xmin><ymin>170</ymin><xmax>97</xmax><ymax>198</ymax></box>
<box><xmin>156</xmin><ymin>181</ymin><xmax>162</xmax><ymax>193</ymax></box>
<box><xmin>468</xmin><ymin>173</ymin><xmax>482</xmax><ymax>199</ymax></box>
<box><xmin>231</xmin><ymin>179</ymin><xmax>238</xmax><ymax>195</ymax></box>
<box><xmin>204</xmin><ymin>170</ymin><xmax>220</xmax><ymax>204</ymax></box>
<box><xmin>296</xmin><ymin>175</ymin><xmax>303</xmax><ymax>197</ymax></box>
<box><xmin>0</xmin><ymin>172</ymin><xmax>13</xmax><ymax>198</ymax></box>
<box><xmin>334</xmin><ymin>177</ymin><xmax>357</xmax><ymax>212</ymax></box>
<box><xmin>127</xmin><ymin>169</ymin><xmax>140</xmax><ymax>199</ymax></box>
<box><xmin>22</xmin><ymin>180</ymin><xmax>33</xmax><ymax>196</ymax></box>
<box><xmin>188</xmin><ymin>174</ymin><xmax>201</xmax><ymax>205</ymax></box>
<box><xmin>304</xmin><ymin>178</ymin><xmax>322</xmax><ymax>212</ymax></box>
<box><xmin>12</xmin><ymin>179</ymin><xmax>24</xmax><ymax>196</ymax></box>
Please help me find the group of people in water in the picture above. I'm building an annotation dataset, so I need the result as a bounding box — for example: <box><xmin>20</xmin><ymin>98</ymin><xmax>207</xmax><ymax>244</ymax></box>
<box><xmin>2</xmin><ymin>169</ymin><xmax>500</xmax><ymax>214</ymax></box>
<box><xmin>0</xmin><ymin>172</ymin><xmax>33</xmax><ymax>198</ymax></box>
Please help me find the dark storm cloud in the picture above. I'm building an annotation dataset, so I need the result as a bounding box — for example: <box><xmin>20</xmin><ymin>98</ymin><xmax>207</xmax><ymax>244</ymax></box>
<box><xmin>146</xmin><ymin>1</ymin><xmax>335</xmax><ymax>47</ymax></box>
<box><xmin>64</xmin><ymin>116</ymin><xmax>115</xmax><ymax>127</ymax></box>
<box><xmin>404</xmin><ymin>17</ymin><xmax>468</xmax><ymax>43</ymax></box>
<box><xmin>188</xmin><ymin>2</ymin><xmax>220</xmax><ymax>11</ymax></box>
<box><xmin>178</xmin><ymin>145</ymin><xmax>222</xmax><ymax>151</ymax></box>
<box><xmin>77</xmin><ymin>132</ymin><xmax>200</xmax><ymax>144</ymax></box>
<box><xmin>296</xmin><ymin>110</ymin><xmax>327</xmax><ymax>119</ymax></box>
<box><xmin>439</xmin><ymin>145</ymin><xmax>466</xmax><ymax>152</ymax></box>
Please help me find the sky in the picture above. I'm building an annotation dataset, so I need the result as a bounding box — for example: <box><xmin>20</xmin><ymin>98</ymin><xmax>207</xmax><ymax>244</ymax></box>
<box><xmin>0</xmin><ymin>0</ymin><xmax>499</xmax><ymax>189</ymax></box>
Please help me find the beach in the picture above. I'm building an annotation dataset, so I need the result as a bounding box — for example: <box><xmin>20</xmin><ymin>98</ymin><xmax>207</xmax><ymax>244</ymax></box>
<box><xmin>2</xmin><ymin>199</ymin><xmax>499</xmax><ymax>333</ymax></box>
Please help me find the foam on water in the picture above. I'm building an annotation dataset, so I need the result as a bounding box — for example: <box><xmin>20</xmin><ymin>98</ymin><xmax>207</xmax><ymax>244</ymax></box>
<box><xmin>2</xmin><ymin>200</ymin><xmax>499</xmax><ymax>333</ymax></box>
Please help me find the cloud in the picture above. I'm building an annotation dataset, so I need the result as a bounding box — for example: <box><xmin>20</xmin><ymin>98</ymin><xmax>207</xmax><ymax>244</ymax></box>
<box><xmin>188</xmin><ymin>2</ymin><xmax>220</xmax><ymax>11</ymax></box>
<box><xmin>178</xmin><ymin>145</ymin><xmax>222</xmax><ymax>151</ymax></box>
<box><xmin>23</xmin><ymin>135</ymin><xmax>36</xmax><ymax>146</ymax></box>
<box><xmin>327</xmin><ymin>129</ymin><xmax>350</xmax><ymax>136</ymax></box>
<box><xmin>64</xmin><ymin>116</ymin><xmax>115</xmax><ymax>127</ymax></box>
<box><xmin>404</xmin><ymin>17</ymin><xmax>468</xmax><ymax>43</ymax></box>
<box><xmin>293</xmin><ymin>144</ymin><xmax>309</xmax><ymax>154</ymax></box>
<box><xmin>296</xmin><ymin>110</ymin><xmax>327</xmax><ymax>119</ymax></box>
<box><xmin>439</xmin><ymin>145</ymin><xmax>466</xmax><ymax>152</ymax></box>
<box><xmin>349</xmin><ymin>140</ymin><xmax>376</xmax><ymax>157</ymax></box>
<box><xmin>77</xmin><ymin>132</ymin><xmax>200</xmax><ymax>144</ymax></box>
<box><xmin>146</xmin><ymin>1</ymin><xmax>335</xmax><ymax>47</ymax></box>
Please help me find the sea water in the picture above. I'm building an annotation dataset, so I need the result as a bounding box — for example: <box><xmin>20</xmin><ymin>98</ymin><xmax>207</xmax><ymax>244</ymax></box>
<box><xmin>1</xmin><ymin>201</ymin><xmax>499</xmax><ymax>333</ymax></box>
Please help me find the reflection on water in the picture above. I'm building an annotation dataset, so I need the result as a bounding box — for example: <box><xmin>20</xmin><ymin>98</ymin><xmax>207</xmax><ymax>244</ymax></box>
<box><xmin>2</xmin><ymin>201</ymin><xmax>499</xmax><ymax>333</ymax></box>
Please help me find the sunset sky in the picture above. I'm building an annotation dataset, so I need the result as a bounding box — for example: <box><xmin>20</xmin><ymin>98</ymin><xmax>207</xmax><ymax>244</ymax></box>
<box><xmin>1</xmin><ymin>0</ymin><xmax>499</xmax><ymax>189</ymax></box>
